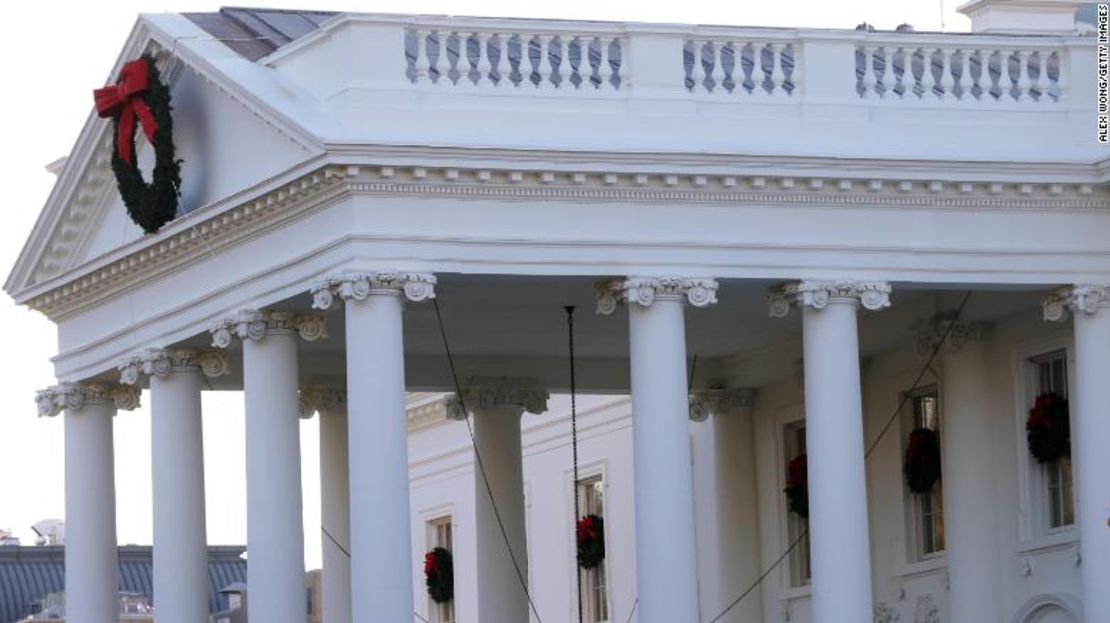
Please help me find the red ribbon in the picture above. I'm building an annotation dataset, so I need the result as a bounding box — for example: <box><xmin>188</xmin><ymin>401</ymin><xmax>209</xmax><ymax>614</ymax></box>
<box><xmin>93</xmin><ymin>59</ymin><xmax>159</xmax><ymax>166</ymax></box>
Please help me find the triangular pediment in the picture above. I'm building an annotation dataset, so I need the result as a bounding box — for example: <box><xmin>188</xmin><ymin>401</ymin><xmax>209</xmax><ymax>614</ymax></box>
<box><xmin>5</xmin><ymin>13</ymin><xmax>327</xmax><ymax>303</ymax></box>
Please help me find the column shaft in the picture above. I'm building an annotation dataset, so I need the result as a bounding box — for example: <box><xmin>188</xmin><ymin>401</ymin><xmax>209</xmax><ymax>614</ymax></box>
<box><xmin>713</xmin><ymin>411</ymin><xmax>761</xmax><ymax>622</ymax></box>
<box><xmin>473</xmin><ymin>406</ymin><xmax>529</xmax><ymax>623</ymax></box>
<box><xmin>628</xmin><ymin>297</ymin><xmax>700</xmax><ymax>622</ymax></box>
<box><xmin>150</xmin><ymin>368</ymin><xmax>209</xmax><ymax>623</ymax></box>
<box><xmin>1074</xmin><ymin>309</ymin><xmax>1110</xmax><ymax>620</ymax></box>
<box><xmin>320</xmin><ymin>407</ymin><xmax>352</xmax><ymax>623</ymax></box>
<box><xmin>802</xmin><ymin>301</ymin><xmax>873</xmax><ymax>622</ymax></box>
<box><xmin>941</xmin><ymin>341</ymin><xmax>1001</xmax><ymax>621</ymax></box>
<box><xmin>64</xmin><ymin>399</ymin><xmax>119</xmax><ymax>623</ymax></box>
<box><xmin>346</xmin><ymin>293</ymin><xmax>415</xmax><ymax>622</ymax></box>
<box><xmin>243</xmin><ymin>331</ymin><xmax>306</xmax><ymax>623</ymax></box>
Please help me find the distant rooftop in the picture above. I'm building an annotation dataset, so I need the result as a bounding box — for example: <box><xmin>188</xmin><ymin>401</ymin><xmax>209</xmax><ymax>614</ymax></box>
<box><xmin>184</xmin><ymin>7</ymin><xmax>336</xmax><ymax>62</ymax></box>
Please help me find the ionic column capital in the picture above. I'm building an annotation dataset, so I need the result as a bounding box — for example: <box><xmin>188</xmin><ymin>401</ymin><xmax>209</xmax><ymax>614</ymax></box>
<box><xmin>310</xmin><ymin>272</ymin><xmax>437</xmax><ymax>310</ymax></box>
<box><xmin>35</xmin><ymin>382</ymin><xmax>140</xmax><ymax>418</ymax></box>
<box><xmin>445</xmin><ymin>377</ymin><xmax>550</xmax><ymax>420</ymax></box>
<box><xmin>688</xmin><ymin>388</ymin><xmax>757</xmax><ymax>421</ymax></box>
<box><xmin>1042</xmin><ymin>285</ymin><xmax>1110</xmax><ymax>322</ymax></box>
<box><xmin>210</xmin><ymin>310</ymin><xmax>327</xmax><ymax>348</ymax></box>
<box><xmin>913</xmin><ymin>313</ymin><xmax>993</xmax><ymax>356</ymax></box>
<box><xmin>299</xmin><ymin>387</ymin><xmax>347</xmax><ymax>419</ymax></box>
<box><xmin>118</xmin><ymin>348</ymin><xmax>229</xmax><ymax>385</ymax></box>
<box><xmin>594</xmin><ymin>276</ymin><xmax>719</xmax><ymax>315</ymax></box>
<box><xmin>767</xmin><ymin>280</ymin><xmax>892</xmax><ymax>317</ymax></box>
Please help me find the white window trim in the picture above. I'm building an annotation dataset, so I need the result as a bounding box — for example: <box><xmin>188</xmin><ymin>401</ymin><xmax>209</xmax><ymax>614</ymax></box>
<box><xmin>899</xmin><ymin>385</ymin><xmax>946</xmax><ymax>563</ymax></box>
<box><xmin>564</xmin><ymin>458</ymin><xmax>610</xmax><ymax>623</ymax></box>
<box><xmin>773</xmin><ymin>407</ymin><xmax>810</xmax><ymax>594</ymax></box>
<box><xmin>1010</xmin><ymin>332</ymin><xmax>1079</xmax><ymax>548</ymax></box>
<box><xmin>419</xmin><ymin>503</ymin><xmax>458</xmax><ymax>623</ymax></box>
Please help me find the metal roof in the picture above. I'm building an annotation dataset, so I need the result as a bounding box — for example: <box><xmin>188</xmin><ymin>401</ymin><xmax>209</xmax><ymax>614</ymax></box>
<box><xmin>0</xmin><ymin>545</ymin><xmax>247</xmax><ymax>622</ymax></box>
<box><xmin>184</xmin><ymin>7</ymin><xmax>337</xmax><ymax>62</ymax></box>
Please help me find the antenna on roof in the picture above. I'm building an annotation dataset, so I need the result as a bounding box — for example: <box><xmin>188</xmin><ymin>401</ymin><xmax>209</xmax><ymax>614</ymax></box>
<box><xmin>940</xmin><ymin>0</ymin><xmax>947</xmax><ymax>32</ymax></box>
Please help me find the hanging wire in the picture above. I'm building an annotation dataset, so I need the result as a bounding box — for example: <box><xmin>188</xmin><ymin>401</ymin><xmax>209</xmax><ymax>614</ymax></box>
<box><xmin>433</xmin><ymin>297</ymin><xmax>545</xmax><ymax>623</ymax></box>
<box><xmin>565</xmin><ymin>306</ymin><xmax>585</xmax><ymax>623</ymax></box>
<box><xmin>703</xmin><ymin>291</ymin><xmax>973</xmax><ymax>623</ymax></box>
<box><xmin>320</xmin><ymin>527</ymin><xmax>430</xmax><ymax>622</ymax></box>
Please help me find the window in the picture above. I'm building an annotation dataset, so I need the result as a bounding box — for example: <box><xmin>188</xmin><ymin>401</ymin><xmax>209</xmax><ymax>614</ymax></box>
<box><xmin>783</xmin><ymin>422</ymin><xmax>811</xmax><ymax>587</ymax></box>
<box><xmin>1033</xmin><ymin>351</ymin><xmax>1074</xmax><ymax>529</ymax></box>
<box><xmin>904</xmin><ymin>387</ymin><xmax>945</xmax><ymax>558</ymax></box>
<box><xmin>427</xmin><ymin>516</ymin><xmax>455</xmax><ymax>623</ymax></box>
<box><xmin>577</xmin><ymin>476</ymin><xmax>609</xmax><ymax>622</ymax></box>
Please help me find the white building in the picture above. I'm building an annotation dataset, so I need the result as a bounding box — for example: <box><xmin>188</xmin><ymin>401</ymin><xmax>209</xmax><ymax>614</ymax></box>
<box><xmin>4</xmin><ymin>2</ymin><xmax>1107</xmax><ymax>623</ymax></box>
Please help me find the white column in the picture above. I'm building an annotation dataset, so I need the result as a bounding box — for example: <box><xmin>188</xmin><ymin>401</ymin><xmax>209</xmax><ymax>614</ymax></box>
<box><xmin>916</xmin><ymin>317</ymin><xmax>1001</xmax><ymax>621</ymax></box>
<box><xmin>119</xmin><ymin>349</ymin><xmax>226</xmax><ymax>623</ymax></box>
<box><xmin>211</xmin><ymin>310</ymin><xmax>327</xmax><ymax>623</ymax></box>
<box><xmin>690</xmin><ymin>388</ymin><xmax>761</xmax><ymax>623</ymax></box>
<box><xmin>597</xmin><ymin>277</ymin><xmax>719</xmax><ymax>623</ymax></box>
<box><xmin>302</xmin><ymin>388</ymin><xmax>352</xmax><ymax>623</ymax></box>
<box><xmin>312</xmin><ymin>272</ymin><xmax>436</xmax><ymax>623</ymax></box>
<box><xmin>769</xmin><ymin>280</ymin><xmax>891</xmax><ymax>623</ymax></box>
<box><xmin>1044</xmin><ymin>285</ymin><xmax>1110</xmax><ymax>622</ymax></box>
<box><xmin>36</xmin><ymin>383</ymin><xmax>139</xmax><ymax>623</ymax></box>
<box><xmin>448</xmin><ymin>378</ymin><xmax>548</xmax><ymax>623</ymax></box>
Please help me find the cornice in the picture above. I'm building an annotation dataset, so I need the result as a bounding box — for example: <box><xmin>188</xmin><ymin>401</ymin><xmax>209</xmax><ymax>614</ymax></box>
<box><xmin>17</xmin><ymin>162</ymin><xmax>1110</xmax><ymax>321</ymax></box>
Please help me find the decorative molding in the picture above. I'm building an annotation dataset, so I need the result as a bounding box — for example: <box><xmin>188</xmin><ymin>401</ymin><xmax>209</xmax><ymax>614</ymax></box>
<box><xmin>118</xmin><ymin>348</ymin><xmax>228</xmax><ymax>384</ymax></box>
<box><xmin>594</xmin><ymin>276</ymin><xmax>719</xmax><ymax>314</ymax></box>
<box><xmin>874</xmin><ymin>602</ymin><xmax>901</xmax><ymax>623</ymax></box>
<box><xmin>913</xmin><ymin>312</ymin><xmax>994</xmax><ymax>356</ymax></box>
<box><xmin>35</xmin><ymin>382</ymin><xmax>139</xmax><ymax>417</ymax></box>
<box><xmin>210</xmin><ymin>310</ymin><xmax>327</xmax><ymax>347</ymax></box>
<box><xmin>444</xmin><ymin>377</ymin><xmax>550</xmax><ymax>417</ymax></box>
<box><xmin>913</xmin><ymin>594</ymin><xmax>940</xmax><ymax>623</ymax></box>
<box><xmin>16</xmin><ymin>160</ymin><xmax>1110</xmax><ymax>321</ymax></box>
<box><xmin>1011</xmin><ymin>593</ymin><xmax>1083</xmax><ymax>623</ymax></box>
<box><xmin>298</xmin><ymin>386</ymin><xmax>346</xmax><ymax>418</ymax></box>
<box><xmin>311</xmin><ymin>272</ymin><xmax>437</xmax><ymax>310</ymax></box>
<box><xmin>1042</xmin><ymin>284</ymin><xmax>1110</xmax><ymax>321</ymax></box>
<box><xmin>688</xmin><ymin>388</ymin><xmax>756</xmax><ymax>421</ymax></box>
<box><xmin>767</xmin><ymin>279</ymin><xmax>891</xmax><ymax>317</ymax></box>
<box><xmin>1020</xmin><ymin>555</ymin><xmax>1035</xmax><ymax>577</ymax></box>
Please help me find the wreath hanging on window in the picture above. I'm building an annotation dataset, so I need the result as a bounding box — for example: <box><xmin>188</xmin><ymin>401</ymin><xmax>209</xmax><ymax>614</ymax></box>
<box><xmin>903</xmin><ymin>427</ymin><xmax>942</xmax><ymax>494</ymax></box>
<box><xmin>1026</xmin><ymin>392</ymin><xmax>1071</xmax><ymax>464</ymax></box>
<box><xmin>784</xmin><ymin>453</ymin><xmax>808</xmax><ymax>518</ymax></box>
<box><xmin>576</xmin><ymin>514</ymin><xmax>606</xmax><ymax>569</ymax></box>
<box><xmin>93</xmin><ymin>55</ymin><xmax>182</xmax><ymax>234</ymax></box>
<box><xmin>423</xmin><ymin>547</ymin><xmax>454</xmax><ymax>604</ymax></box>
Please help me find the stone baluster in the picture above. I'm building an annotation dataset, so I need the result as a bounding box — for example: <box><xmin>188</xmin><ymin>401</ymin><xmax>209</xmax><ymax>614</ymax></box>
<box><xmin>859</xmin><ymin>46</ymin><xmax>877</xmax><ymax>99</ymax></box>
<box><xmin>769</xmin><ymin>42</ymin><xmax>786</xmax><ymax>97</ymax></box>
<box><xmin>599</xmin><ymin>38</ymin><xmax>615</xmax><ymax>88</ymax></box>
<box><xmin>537</xmin><ymin>35</ymin><xmax>554</xmax><ymax>89</ymax></box>
<box><xmin>496</xmin><ymin>34</ymin><xmax>513</xmax><ymax>86</ymax></box>
<box><xmin>921</xmin><ymin>48</ymin><xmax>939</xmax><ymax>98</ymax></box>
<box><xmin>690</xmin><ymin>40</ymin><xmax>707</xmax><ymax>92</ymax></box>
<box><xmin>431</xmin><ymin>31</ymin><xmax>449</xmax><ymax>84</ymax></box>
<box><xmin>476</xmin><ymin>32</ymin><xmax>493</xmax><ymax>86</ymax></box>
<box><xmin>1015</xmin><ymin>50</ymin><xmax>1032</xmax><ymax>101</ymax></box>
<box><xmin>709</xmin><ymin>41</ymin><xmax>726</xmax><ymax>94</ymax></box>
<box><xmin>577</xmin><ymin>36</ymin><xmax>594</xmax><ymax>88</ymax></box>
<box><xmin>939</xmin><ymin>49</ymin><xmax>955</xmax><ymax>100</ymax></box>
<box><xmin>1028</xmin><ymin>50</ymin><xmax>1042</xmax><ymax>102</ymax></box>
<box><xmin>413</xmin><ymin>30</ymin><xmax>430</xmax><ymax>83</ymax></box>
<box><xmin>454</xmin><ymin>32</ymin><xmax>472</xmax><ymax>86</ymax></box>
<box><xmin>899</xmin><ymin>47</ymin><xmax>917</xmax><ymax>100</ymax></box>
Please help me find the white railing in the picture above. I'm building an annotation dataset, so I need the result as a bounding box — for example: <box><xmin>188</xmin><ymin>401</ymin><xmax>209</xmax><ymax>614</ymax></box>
<box><xmin>855</xmin><ymin>38</ymin><xmax>1064</xmax><ymax>104</ymax></box>
<box><xmin>684</xmin><ymin>38</ymin><xmax>798</xmax><ymax>97</ymax></box>
<box><xmin>406</xmin><ymin>27</ymin><xmax>625</xmax><ymax>91</ymax></box>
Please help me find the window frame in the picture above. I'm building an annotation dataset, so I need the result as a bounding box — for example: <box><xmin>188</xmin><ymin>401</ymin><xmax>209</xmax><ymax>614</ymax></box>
<box><xmin>425</xmin><ymin>514</ymin><xmax>456</xmax><ymax>623</ymax></box>
<box><xmin>900</xmin><ymin>385</ymin><xmax>946</xmax><ymax>562</ymax></box>
<box><xmin>1030</xmin><ymin>350</ymin><xmax>1075</xmax><ymax>532</ymax></box>
<box><xmin>781</xmin><ymin>419</ymin><xmax>811</xmax><ymax>588</ymax></box>
<box><xmin>576</xmin><ymin>474</ymin><xmax>610</xmax><ymax>623</ymax></box>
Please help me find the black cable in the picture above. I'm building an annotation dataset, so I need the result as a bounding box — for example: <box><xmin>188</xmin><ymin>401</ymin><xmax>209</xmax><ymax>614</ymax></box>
<box><xmin>322</xmin><ymin>527</ymin><xmax>430</xmax><ymax>623</ymax></box>
<box><xmin>566</xmin><ymin>306</ymin><xmax>585</xmax><ymax>623</ymax></box>
<box><xmin>705</xmin><ymin>291</ymin><xmax>973</xmax><ymax>623</ymax></box>
<box><xmin>433</xmin><ymin>297</ymin><xmax>545</xmax><ymax>623</ymax></box>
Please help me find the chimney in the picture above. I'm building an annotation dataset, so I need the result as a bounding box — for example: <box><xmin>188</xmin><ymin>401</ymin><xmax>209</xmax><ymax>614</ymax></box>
<box><xmin>957</xmin><ymin>0</ymin><xmax>1086</xmax><ymax>34</ymax></box>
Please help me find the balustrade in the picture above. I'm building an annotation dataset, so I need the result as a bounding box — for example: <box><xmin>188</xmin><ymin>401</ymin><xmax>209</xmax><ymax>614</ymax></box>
<box><xmin>684</xmin><ymin>38</ymin><xmax>797</xmax><ymax>97</ymax></box>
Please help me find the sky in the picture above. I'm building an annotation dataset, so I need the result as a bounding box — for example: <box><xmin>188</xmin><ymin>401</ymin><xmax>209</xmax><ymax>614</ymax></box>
<box><xmin>0</xmin><ymin>0</ymin><xmax>970</xmax><ymax>571</ymax></box>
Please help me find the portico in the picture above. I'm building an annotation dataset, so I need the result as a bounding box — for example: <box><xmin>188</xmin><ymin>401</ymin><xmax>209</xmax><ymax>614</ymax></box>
<box><xmin>7</xmin><ymin>5</ymin><xmax>1109</xmax><ymax>623</ymax></box>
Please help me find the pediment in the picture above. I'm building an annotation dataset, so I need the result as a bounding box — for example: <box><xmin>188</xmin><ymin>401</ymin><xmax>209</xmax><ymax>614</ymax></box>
<box><xmin>5</xmin><ymin>13</ymin><xmax>325</xmax><ymax>303</ymax></box>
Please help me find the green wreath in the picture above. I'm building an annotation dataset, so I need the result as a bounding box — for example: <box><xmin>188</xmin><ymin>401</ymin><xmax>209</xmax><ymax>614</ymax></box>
<box><xmin>95</xmin><ymin>55</ymin><xmax>181</xmax><ymax>234</ymax></box>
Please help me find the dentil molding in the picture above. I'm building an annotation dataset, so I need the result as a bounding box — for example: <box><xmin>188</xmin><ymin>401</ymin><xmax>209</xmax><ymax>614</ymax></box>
<box><xmin>117</xmin><ymin>348</ymin><xmax>228</xmax><ymax>385</ymax></box>
<box><xmin>767</xmin><ymin>280</ymin><xmax>892</xmax><ymax>317</ymax></box>
<box><xmin>311</xmin><ymin>272</ymin><xmax>437</xmax><ymax>310</ymax></box>
<box><xmin>35</xmin><ymin>382</ymin><xmax>140</xmax><ymax>417</ymax></box>
<box><xmin>1042</xmin><ymin>285</ymin><xmax>1110</xmax><ymax>321</ymax></box>
<box><xmin>210</xmin><ymin>310</ymin><xmax>327</xmax><ymax>348</ymax></box>
<box><xmin>594</xmin><ymin>276</ymin><xmax>719</xmax><ymax>314</ymax></box>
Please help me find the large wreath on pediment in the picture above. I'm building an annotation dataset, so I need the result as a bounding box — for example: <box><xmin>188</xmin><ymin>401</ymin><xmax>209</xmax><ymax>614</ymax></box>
<box><xmin>93</xmin><ymin>55</ymin><xmax>181</xmax><ymax>234</ymax></box>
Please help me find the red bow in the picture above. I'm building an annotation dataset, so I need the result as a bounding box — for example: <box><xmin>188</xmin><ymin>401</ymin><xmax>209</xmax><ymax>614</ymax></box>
<box><xmin>93</xmin><ymin>59</ymin><xmax>159</xmax><ymax>166</ymax></box>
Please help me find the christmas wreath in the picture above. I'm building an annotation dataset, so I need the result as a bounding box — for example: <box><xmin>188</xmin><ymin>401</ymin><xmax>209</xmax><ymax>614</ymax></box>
<box><xmin>423</xmin><ymin>547</ymin><xmax>454</xmax><ymax>604</ymax></box>
<box><xmin>1026</xmin><ymin>392</ymin><xmax>1071</xmax><ymax>464</ymax></box>
<box><xmin>784</xmin><ymin>453</ymin><xmax>808</xmax><ymax>518</ymax></box>
<box><xmin>93</xmin><ymin>55</ymin><xmax>181</xmax><ymax>234</ymax></box>
<box><xmin>903</xmin><ymin>427</ymin><xmax>942</xmax><ymax>494</ymax></box>
<box><xmin>576</xmin><ymin>514</ymin><xmax>605</xmax><ymax>569</ymax></box>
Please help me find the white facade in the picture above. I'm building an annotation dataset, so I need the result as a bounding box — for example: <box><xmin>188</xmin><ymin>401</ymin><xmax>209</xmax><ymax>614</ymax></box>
<box><xmin>5</xmin><ymin>2</ymin><xmax>1108</xmax><ymax>622</ymax></box>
